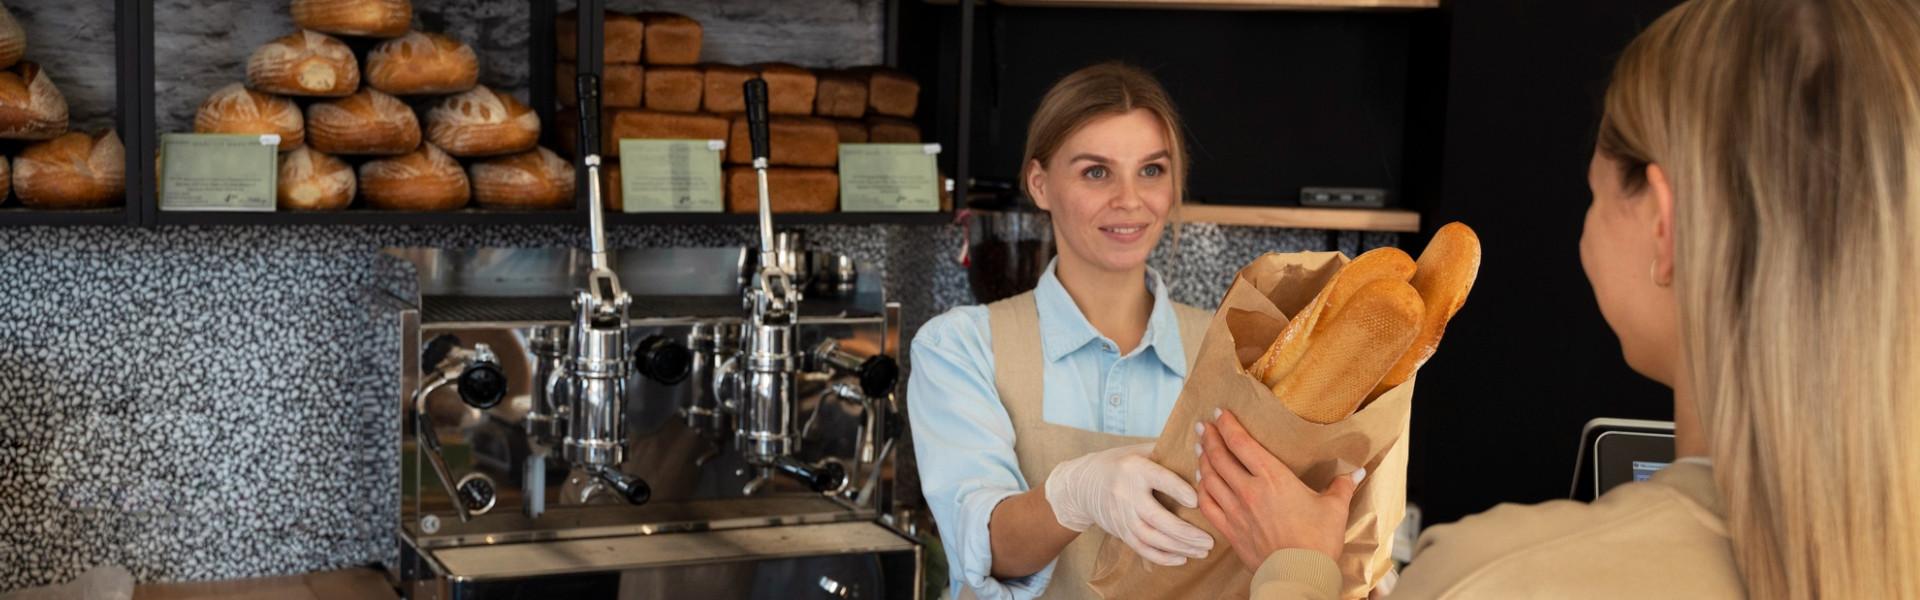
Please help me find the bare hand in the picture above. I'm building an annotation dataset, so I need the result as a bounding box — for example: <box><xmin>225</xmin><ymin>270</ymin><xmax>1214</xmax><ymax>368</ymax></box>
<box><xmin>1193</xmin><ymin>409</ymin><xmax>1364</xmax><ymax>570</ymax></box>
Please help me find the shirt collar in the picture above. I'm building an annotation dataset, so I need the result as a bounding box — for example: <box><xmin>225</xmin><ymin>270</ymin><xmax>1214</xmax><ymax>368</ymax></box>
<box><xmin>1032</xmin><ymin>259</ymin><xmax>1189</xmax><ymax>376</ymax></box>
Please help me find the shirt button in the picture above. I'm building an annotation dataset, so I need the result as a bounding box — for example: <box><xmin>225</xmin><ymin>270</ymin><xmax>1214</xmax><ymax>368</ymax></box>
<box><xmin>1102</xmin><ymin>342</ymin><xmax>1115</xmax><ymax>352</ymax></box>
<box><xmin>1108</xmin><ymin>394</ymin><xmax>1121</xmax><ymax>406</ymax></box>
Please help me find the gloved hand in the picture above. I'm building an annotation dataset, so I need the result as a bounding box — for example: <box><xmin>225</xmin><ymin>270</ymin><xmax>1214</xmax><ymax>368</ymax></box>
<box><xmin>1044</xmin><ymin>442</ymin><xmax>1215</xmax><ymax>566</ymax></box>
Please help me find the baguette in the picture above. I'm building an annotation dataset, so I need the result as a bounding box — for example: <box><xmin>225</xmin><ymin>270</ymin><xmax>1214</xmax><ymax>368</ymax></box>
<box><xmin>1271</xmin><ymin>278</ymin><xmax>1423</xmax><ymax>424</ymax></box>
<box><xmin>1370</xmin><ymin>222</ymin><xmax>1482</xmax><ymax>398</ymax></box>
<box><xmin>1249</xmin><ymin>246</ymin><xmax>1415</xmax><ymax>386</ymax></box>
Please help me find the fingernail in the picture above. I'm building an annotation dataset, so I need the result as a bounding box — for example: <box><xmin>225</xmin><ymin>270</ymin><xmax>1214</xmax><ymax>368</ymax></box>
<box><xmin>1193</xmin><ymin>421</ymin><xmax>1205</xmax><ymax>437</ymax></box>
<box><xmin>1211</xmin><ymin>408</ymin><xmax>1222</xmax><ymax>421</ymax></box>
<box><xmin>1193</xmin><ymin>442</ymin><xmax>1203</xmax><ymax>457</ymax></box>
<box><xmin>1194</xmin><ymin>469</ymin><xmax>1202</xmax><ymax>482</ymax></box>
<box><xmin>1352</xmin><ymin>467</ymin><xmax>1368</xmax><ymax>484</ymax></box>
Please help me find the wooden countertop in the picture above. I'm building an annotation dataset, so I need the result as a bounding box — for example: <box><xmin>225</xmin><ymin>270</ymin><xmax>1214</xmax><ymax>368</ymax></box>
<box><xmin>132</xmin><ymin>568</ymin><xmax>395</xmax><ymax>600</ymax></box>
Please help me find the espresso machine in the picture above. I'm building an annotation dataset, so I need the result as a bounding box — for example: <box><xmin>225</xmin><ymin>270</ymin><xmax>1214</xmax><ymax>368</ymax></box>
<box><xmin>383</xmin><ymin>77</ymin><xmax>920</xmax><ymax>599</ymax></box>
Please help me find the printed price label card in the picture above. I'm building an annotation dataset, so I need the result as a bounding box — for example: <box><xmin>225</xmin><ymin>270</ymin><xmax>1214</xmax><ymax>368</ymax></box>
<box><xmin>160</xmin><ymin>133</ymin><xmax>279</xmax><ymax>212</ymax></box>
<box><xmin>838</xmin><ymin>143</ymin><xmax>940</xmax><ymax>213</ymax></box>
<box><xmin>618</xmin><ymin>138</ymin><xmax>725</xmax><ymax>213</ymax></box>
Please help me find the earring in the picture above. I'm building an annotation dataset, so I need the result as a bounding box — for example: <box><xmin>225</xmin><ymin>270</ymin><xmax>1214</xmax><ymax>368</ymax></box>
<box><xmin>1650</xmin><ymin>261</ymin><xmax>1671</xmax><ymax>288</ymax></box>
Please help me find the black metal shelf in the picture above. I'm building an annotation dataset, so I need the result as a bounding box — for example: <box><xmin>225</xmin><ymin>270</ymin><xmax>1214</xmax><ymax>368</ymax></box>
<box><xmin>151</xmin><ymin>209</ymin><xmax>586</xmax><ymax>227</ymax></box>
<box><xmin>0</xmin><ymin>207</ymin><xmax>132</xmax><ymax>227</ymax></box>
<box><xmin>607</xmin><ymin>211</ymin><xmax>954</xmax><ymax>227</ymax></box>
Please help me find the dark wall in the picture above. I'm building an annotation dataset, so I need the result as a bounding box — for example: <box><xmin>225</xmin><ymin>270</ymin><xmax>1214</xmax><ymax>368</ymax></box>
<box><xmin>966</xmin><ymin>7</ymin><xmax>1423</xmax><ymax>206</ymax></box>
<box><xmin>1405</xmin><ymin>0</ymin><xmax>1686</xmax><ymax>526</ymax></box>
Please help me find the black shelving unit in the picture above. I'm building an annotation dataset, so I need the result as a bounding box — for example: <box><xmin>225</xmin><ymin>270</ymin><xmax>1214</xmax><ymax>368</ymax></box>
<box><xmin>607</xmin><ymin>211</ymin><xmax>954</xmax><ymax>227</ymax></box>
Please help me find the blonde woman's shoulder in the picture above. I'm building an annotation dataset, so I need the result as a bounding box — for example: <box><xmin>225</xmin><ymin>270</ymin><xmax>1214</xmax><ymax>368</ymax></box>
<box><xmin>1391</xmin><ymin>464</ymin><xmax>1743</xmax><ymax>599</ymax></box>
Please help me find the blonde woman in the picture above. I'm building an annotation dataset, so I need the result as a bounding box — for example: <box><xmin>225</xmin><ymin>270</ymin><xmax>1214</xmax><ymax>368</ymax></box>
<box><xmin>908</xmin><ymin>63</ymin><xmax>1216</xmax><ymax>599</ymax></box>
<box><xmin>1194</xmin><ymin>0</ymin><xmax>1920</xmax><ymax>597</ymax></box>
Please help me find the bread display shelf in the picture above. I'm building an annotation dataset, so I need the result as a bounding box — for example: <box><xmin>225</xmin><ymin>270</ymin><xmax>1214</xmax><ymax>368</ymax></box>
<box><xmin>608</xmin><ymin>211</ymin><xmax>954</xmax><ymax>227</ymax></box>
<box><xmin>152</xmin><ymin>209</ymin><xmax>586</xmax><ymax>227</ymax></box>
<box><xmin>1182</xmin><ymin>204</ymin><xmax>1420</xmax><ymax>232</ymax></box>
<box><xmin>936</xmin><ymin>0</ymin><xmax>1439</xmax><ymax>10</ymax></box>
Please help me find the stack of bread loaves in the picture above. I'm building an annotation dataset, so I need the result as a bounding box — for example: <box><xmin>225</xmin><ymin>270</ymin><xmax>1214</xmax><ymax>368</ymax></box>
<box><xmin>190</xmin><ymin>0</ymin><xmax>574</xmax><ymax>212</ymax></box>
<box><xmin>0</xmin><ymin>1</ymin><xmax>126</xmax><ymax>210</ymax></box>
<box><xmin>554</xmin><ymin>10</ymin><xmax>923</xmax><ymax>214</ymax></box>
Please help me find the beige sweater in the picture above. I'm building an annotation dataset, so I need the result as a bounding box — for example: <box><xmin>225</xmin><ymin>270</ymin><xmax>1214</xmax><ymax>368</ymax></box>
<box><xmin>1252</xmin><ymin>462</ymin><xmax>1745</xmax><ymax>599</ymax></box>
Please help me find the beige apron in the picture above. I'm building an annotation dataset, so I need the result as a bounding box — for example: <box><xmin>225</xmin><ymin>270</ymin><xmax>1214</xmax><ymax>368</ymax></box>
<box><xmin>960</xmin><ymin>291</ymin><xmax>1209</xmax><ymax>600</ymax></box>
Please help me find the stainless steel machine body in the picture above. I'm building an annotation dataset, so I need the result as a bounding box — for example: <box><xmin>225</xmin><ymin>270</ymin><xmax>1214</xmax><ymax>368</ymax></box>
<box><xmin>385</xmin><ymin>247</ymin><xmax>918</xmax><ymax>599</ymax></box>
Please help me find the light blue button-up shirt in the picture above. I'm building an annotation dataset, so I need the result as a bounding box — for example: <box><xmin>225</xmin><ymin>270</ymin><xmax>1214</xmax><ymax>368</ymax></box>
<box><xmin>907</xmin><ymin>260</ymin><xmax>1190</xmax><ymax>600</ymax></box>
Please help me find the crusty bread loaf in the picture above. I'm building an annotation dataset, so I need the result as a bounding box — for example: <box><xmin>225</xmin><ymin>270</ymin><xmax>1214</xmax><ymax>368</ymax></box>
<box><xmin>556</xmin><ymin>10</ymin><xmax>644</xmax><ymax>64</ymax></box>
<box><xmin>726</xmin><ymin>114</ymin><xmax>838</xmax><ymax>167</ymax></box>
<box><xmin>1371</xmin><ymin>222</ymin><xmax>1481</xmax><ymax>398</ymax></box>
<box><xmin>277</xmin><ymin>147</ymin><xmax>355</xmax><ymax>211</ymax></box>
<box><xmin>755</xmin><ymin>63</ymin><xmax>816</xmax><ymax>116</ymax></box>
<box><xmin>606</xmin><ymin>110</ymin><xmax>730</xmax><ymax>157</ymax></box>
<box><xmin>194</xmin><ymin>83</ymin><xmax>303</xmax><ymax>151</ymax></box>
<box><xmin>605</xmin><ymin>64</ymin><xmax>644</xmax><ymax>108</ymax></box>
<box><xmin>863</xmin><ymin>67</ymin><xmax>919</xmax><ymax>118</ymax></box>
<box><xmin>702</xmin><ymin>64</ymin><xmax>753</xmax><ymax>113</ymax></box>
<box><xmin>0</xmin><ymin>62</ymin><xmax>68</xmax><ymax>140</ymax></box>
<box><xmin>1271</xmin><ymin>278</ymin><xmax>1423</xmax><ymax>424</ymax></box>
<box><xmin>636</xmin><ymin>13</ymin><xmax>701</xmax><ymax>65</ymax></box>
<box><xmin>642</xmin><ymin>66</ymin><xmax>702</xmax><ymax>112</ymax></box>
<box><xmin>291</xmin><ymin>0</ymin><xmax>412</xmax><ymax>39</ymax></box>
<box><xmin>366</xmin><ymin>31</ymin><xmax>479</xmax><ymax>96</ymax></box>
<box><xmin>471</xmin><ymin>147</ymin><xmax>575</xmax><ymax>210</ymax></box>
<box><xmin>814</xmin><ymin>70</ymin><xmax>867</xmax><ymax>119</ymax></box>
<box><xmin>725</xmin><ymin>167</ymin><xmax>837</xmax><ymax>213</ymax></box>
<box><xmin>306</xmin><ymin>87</ymin><xmax>419</xmax><ymax>156</ymax></box>
<box><xmin>866</xmin><ymin>116</ymin><xmax>920</xmax><ymax>143</ymax></box>
<box><xmin>14</xmin><ymin>129</ymin><xmax>124</xmax><ymax>209</ymax></box>
<box><xmin>1250</xmin><ymin>247</ymin><xmax>1416</xmax><ymax>387</ymax></box>
<box><xmin>603</xmin><ymin>162</ymin><xmax>622</xmax><ymax>211</ymax></box>
<box><xmin>425</xmin><ymin>85</ymin><xmax>540</xmax><ymax>158</ymax></box>
<box><xmin>246</xmin><ymin>30</ymin><xmax>360</xmax><ymax>97</ymax></box>
<box><xmin>358</xmin><ymin>142</ymin><xmax>469</xmax><ymax>210</ymax></box>
<box><xmin>0</xmin><ymin>2</ymin><xmax>25</xmax><ymax>71</ymax></box>
<box><xmin>831</xmin><ymin>119</ymin><xmax>867</xmax><ymax>144</ymax></box>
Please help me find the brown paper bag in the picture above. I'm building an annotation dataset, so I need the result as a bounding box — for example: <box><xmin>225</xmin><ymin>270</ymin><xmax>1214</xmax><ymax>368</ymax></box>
<box><xmin>1087</xmin><ymin>251</ymin><xmax>1414</xmax><ymax>600</ymax></box>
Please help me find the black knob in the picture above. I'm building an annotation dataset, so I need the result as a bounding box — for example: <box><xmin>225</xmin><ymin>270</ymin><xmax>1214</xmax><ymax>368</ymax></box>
<box><xmin>812</xmin><ymin>461</ymin><xmax>847</xmax><ymax>494</ymax></box>
<box><xmin>857</xmin><ymin>355</ymin><xmax>900</xmax><ymax>399</ymax></box>
<box><xmin>744</xmin><ymin>78</ymin><xmax>771</xmax><ymax>162</ymax></box>
<box><xmin>421</xmin><ymin>334</ymin><xmax>462</xmax><ymax>374</ymax></box>
<box><xmin>635</xmin><ymin>335</ymin><xmax>693</xmax><ymax>385</ymax></box>
<box><xmin>458</xmin><ymin>361</ymin><xmax>508</xmax><ymax>410</ymax></box>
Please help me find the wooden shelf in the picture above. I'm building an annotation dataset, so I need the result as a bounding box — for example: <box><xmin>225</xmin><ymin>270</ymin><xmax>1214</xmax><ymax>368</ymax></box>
<box><xmin>151</xmin><ymin>209</ymin><xmax>584</xmax><ymax>227</ymax></box>
<box><xmin>608</xmin><ymin>212</ymin><xmax>955</xmax><ymax>227</ymax></box>
<box><xmin>964</xmin><ymin>0</ymin><xmax>1440</xmax><ymax>10</ymax></box>
<box><xmin>1182</xmin><ymin>204</ymin><xmax>1420</xmax><ymax>232</ymax></box>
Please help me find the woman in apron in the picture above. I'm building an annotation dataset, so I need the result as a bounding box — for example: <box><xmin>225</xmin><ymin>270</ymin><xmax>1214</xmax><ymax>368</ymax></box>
<box><xmin>908</xmin><ymin>62</ymin><xmax>1214</xmax><ymax>600</ymax></box>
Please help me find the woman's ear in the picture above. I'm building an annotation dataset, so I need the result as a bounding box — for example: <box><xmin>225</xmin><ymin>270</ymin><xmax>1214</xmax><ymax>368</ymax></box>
<box><xmin>1646</xmin><ymin>163</ymin><xmax>1677</xmax><ymax>286</ymax></box>
<box><xmin>1026</xmin><ymin>159</ymin><xmax>1052</xmax><ymax>210</ymax></box>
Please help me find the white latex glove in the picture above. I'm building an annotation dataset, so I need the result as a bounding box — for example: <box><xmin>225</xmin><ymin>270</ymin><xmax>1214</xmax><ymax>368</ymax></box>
<box><xmin>1044</xmin><ymin>442</ymin><xmax>1215</xmax><ymax>566</ymax></box>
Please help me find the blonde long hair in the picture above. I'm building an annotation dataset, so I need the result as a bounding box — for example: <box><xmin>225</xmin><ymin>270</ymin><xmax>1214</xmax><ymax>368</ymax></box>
<box><xmin>1598</xmin><ymin>0</ymin><xmax>1920</xmax><ymax>596</ymax></box>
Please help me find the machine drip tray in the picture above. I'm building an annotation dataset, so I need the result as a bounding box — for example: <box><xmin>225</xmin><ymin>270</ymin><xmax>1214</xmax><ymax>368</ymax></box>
<box><xmin>407</xmin><ymin>495</ymin><xmax>874</xmax><ymax>550</ymax></box>
<box><xmin>428</xmin><ymin>521</ymin><xmax>916</xmax><ymax>583</ymax></box>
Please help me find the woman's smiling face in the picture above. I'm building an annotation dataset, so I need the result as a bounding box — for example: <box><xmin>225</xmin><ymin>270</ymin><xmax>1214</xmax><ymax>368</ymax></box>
<box><xmin>1027</xmin><ymin>108</ymin><xmax>1177</xmax><ymax>274</ymax></box>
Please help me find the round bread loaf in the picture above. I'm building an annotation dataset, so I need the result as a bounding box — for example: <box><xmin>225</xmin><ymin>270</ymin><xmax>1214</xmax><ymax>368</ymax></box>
<box><xmin>14</xmin><ymin>129</ymin><xmax>124</xmax><ymax>209</ymax></box>
<box><xmin>471</xmin><ymin>147</ymin><xmax>574</xmax><ymax>210</ymax></box>
<box><xmin>358</xmin><ymin>142</ymin><xmax>469</xmax><ymax>210</ymax></box>
<box><xmin>195</xmin><ymin>83</ymin><xmax>304</xmax><ymax>151</ymax></box>
<box><xmin>366</xmin><ymin>31</ymin><xmax>479</xmax><ymax>96</ymax></box>
<box><xmin>307</xmin><ymin>87</ymin><xmax>419</xmax><ymax>155</ymax></box>
<box><xmin>425</xmin><ymin>85</ymin><xmax>539</xmax><ymax>157</ymax></box>
<box><xmin>246</xmin><ymin>30</ymin><xmax>360</xmax><ymax>97</ymax></box>
<box><xmin>0</xmin><ymin>62</ymin><xmax>69</xmax><ymax>140</ymax></box>
<box><xmin>0</xmin><ymin>2</ymin><xmax>25</xmax><ymax>70</ymax></box>
<box><xmin>291</xmin><ymin>0</ymin><xmax>412</xmax><ymax>39</ymax></box>
<box><xmin>278</xmin><ymin>147</ymin><xmax>355</xmax><ymax>211</ymax></box>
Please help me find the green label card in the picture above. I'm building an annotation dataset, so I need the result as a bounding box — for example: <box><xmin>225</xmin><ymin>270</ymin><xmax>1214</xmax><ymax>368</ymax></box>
<box><xmin>160</xmin><ymin>133</ymin><xmax>279</xmax><ymax>212</ymax></box>
<box><xmin>839</xmin><ymin>143</ymin><xmax>940</xmax><ymax>213</ymax></box>
<box><xmin>618</xmin><ymin>138</ymin><xmax>725</xmax><ymax>213</ymax></box>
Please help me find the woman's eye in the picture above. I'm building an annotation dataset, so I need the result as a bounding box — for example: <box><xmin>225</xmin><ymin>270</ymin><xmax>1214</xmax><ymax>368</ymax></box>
<box><xmin>1084</xmin><ymin>166</ymin><xmax>1109</xmax><ymax>180</ymax></box>
<box><xmin>1141</xmin><ymin>164</ymin><xmax>1164</xmax><ymax>177</ymax></box>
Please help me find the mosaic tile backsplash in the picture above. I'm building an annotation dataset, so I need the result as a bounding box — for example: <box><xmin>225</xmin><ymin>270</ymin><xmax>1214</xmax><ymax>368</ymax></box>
<box><xmin>0</xmin><ymin>223</ymin><xmax>1384</xmax><ymax>590</ymax></box>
